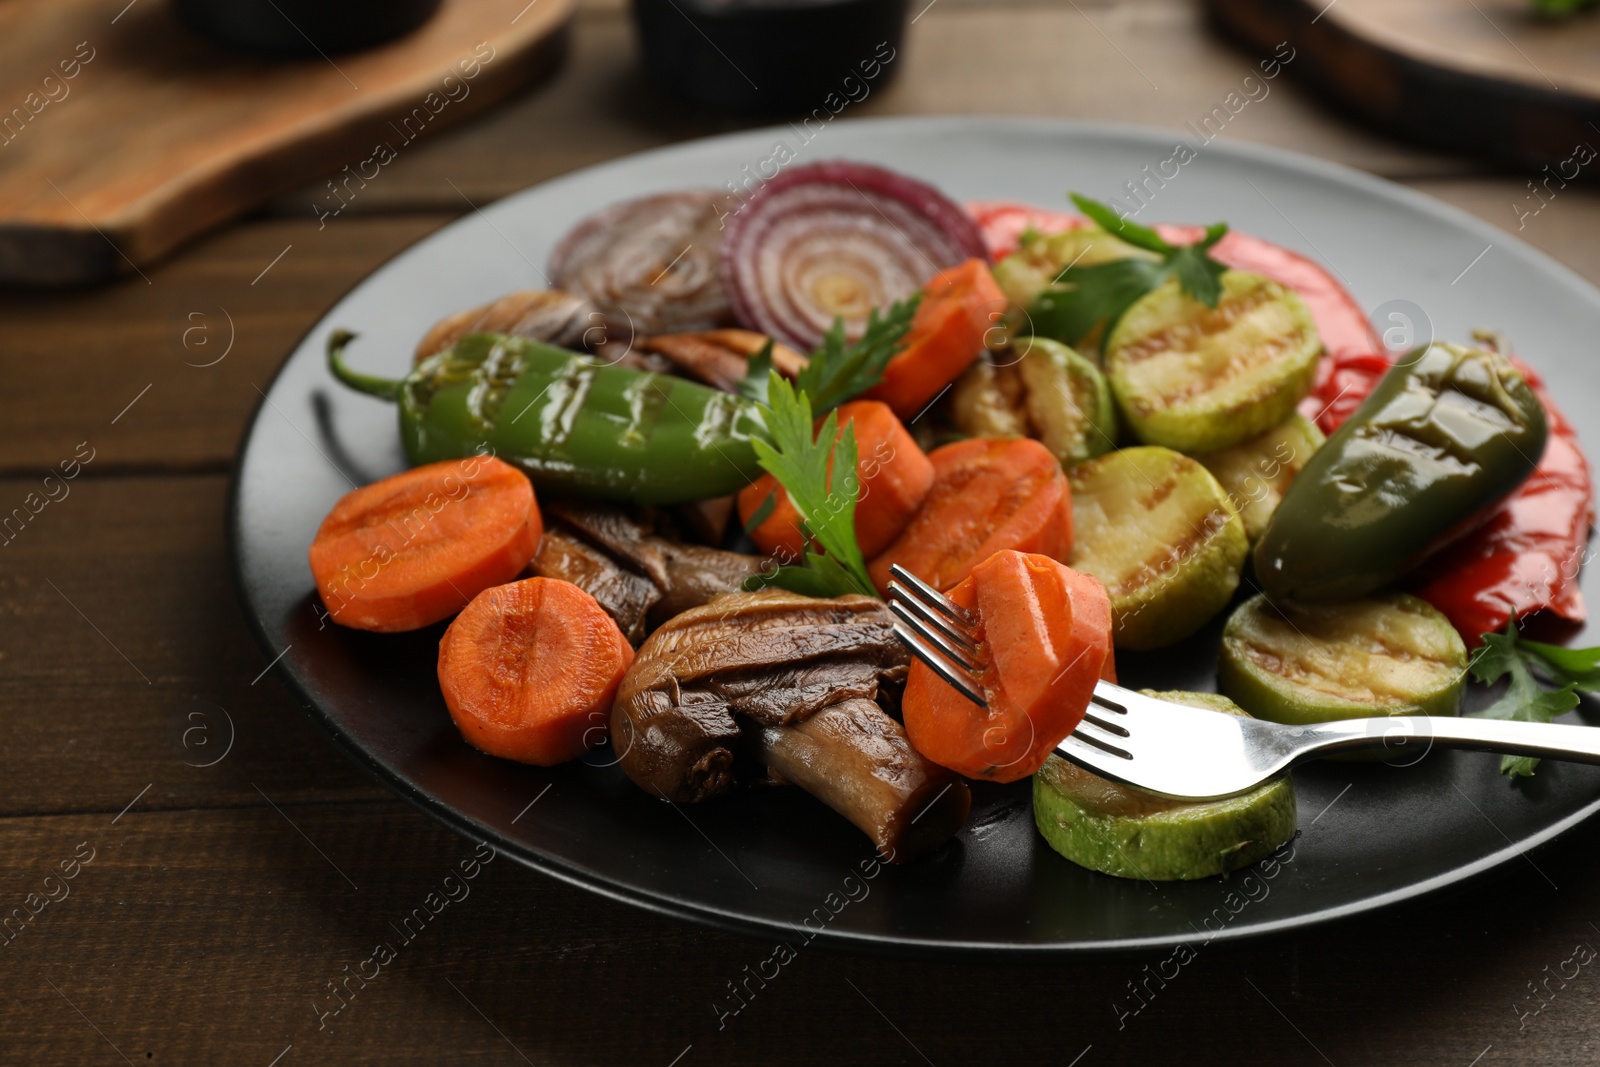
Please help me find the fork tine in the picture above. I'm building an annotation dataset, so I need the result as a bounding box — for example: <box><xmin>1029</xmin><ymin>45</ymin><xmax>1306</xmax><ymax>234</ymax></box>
<box><xmin>889</xmin><ymin>617</ymin><xmax>988</xmax><ymax>707</ymax></box>
<box><xmin>887</xmin><ymin>583</ymin><xmax>981</xmax><ymax>656</ymax></box>
<box><xmin>887</xmin><ymin>600</ymin><xmax>982</xmax><ymax>673</ymax></box>
<box><xmin>887</xmin><ymin>564</ymin><xmax>978</xmax><ymax>627</ymax></box>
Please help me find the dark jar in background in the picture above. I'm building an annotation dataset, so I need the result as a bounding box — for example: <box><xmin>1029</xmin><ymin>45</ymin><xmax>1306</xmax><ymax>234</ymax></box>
<box><xmin>631</xmin><ymin>0</ymin><xmax>911</xmax><ymax>115</ymax></box>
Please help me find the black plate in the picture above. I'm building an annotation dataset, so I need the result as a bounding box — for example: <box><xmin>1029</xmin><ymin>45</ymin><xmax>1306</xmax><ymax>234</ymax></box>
<box><xmin>231</xmin><ymin>117</ymin><xmax>1600</xmax><ymax>955</ymax></box>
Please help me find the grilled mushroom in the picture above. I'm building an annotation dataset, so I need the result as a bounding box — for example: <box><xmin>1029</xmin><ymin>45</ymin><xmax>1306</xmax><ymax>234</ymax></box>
<box><xmin>530</xmin><ymin>500</ymin><xmax>765</xmax><ymax>641</ymax></box>
<box><xmin>612</xmin><ymin>588</ymin><xmax>971</xmax><ymax>860</ymax></box>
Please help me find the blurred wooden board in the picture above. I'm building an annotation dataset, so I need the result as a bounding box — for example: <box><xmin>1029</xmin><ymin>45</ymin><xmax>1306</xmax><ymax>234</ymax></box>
<box><xmin>1207</xmin><ymin>0</ymin><xmax>1600</xmax><ymax>168</ymax></box>
<box><xmin>0</xmin><ymin>0</ymin><xmax>570</xmax><ymax>285</ymax></box>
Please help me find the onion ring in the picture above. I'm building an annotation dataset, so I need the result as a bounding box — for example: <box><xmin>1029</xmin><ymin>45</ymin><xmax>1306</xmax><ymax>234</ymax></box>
<box><xmin>721</xmin><ymin>161</ymin><xmax>988</xmax><ymax>351</ymax></box>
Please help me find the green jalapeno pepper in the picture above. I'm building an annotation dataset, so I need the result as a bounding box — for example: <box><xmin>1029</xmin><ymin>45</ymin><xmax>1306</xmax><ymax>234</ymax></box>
<box><xmin>1255</xmin><ymin>341</ymin><xmax>1547</xmax><ymax>602</ymax></box>
<box><xmin>328</xmin><ymin>331</ymin><xmax>766</xmax><ymax>504</ymax></box>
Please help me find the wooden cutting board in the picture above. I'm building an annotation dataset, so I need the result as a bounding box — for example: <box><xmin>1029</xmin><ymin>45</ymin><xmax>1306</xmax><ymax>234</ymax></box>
<box><xmin>1206</xmin><ymin>0</ymin><xmax>1600</xmax><ymax>171</ymax></box>
<box><xmin>0</xmin><ymin>0</ymin><xmax>572</xmax><ymax>285</ymax></box>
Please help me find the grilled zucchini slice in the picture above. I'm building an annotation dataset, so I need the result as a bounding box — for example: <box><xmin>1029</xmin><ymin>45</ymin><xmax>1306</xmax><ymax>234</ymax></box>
<box><xmin>1033</xmin><ymin>691</ymin><xmax>1296</xmax><ymax>881</ymax></box>
<box><xmin>949</xmin><ymin>360</ymin><xmax>1029</xmax><ymax>439</ymax></box>
<box><xmin>1067</xmin><ymin>446</ymin><xmax>1248</xmax><ymax>650</ymax></box>
<box><xmin>1219</xmin><ymin>592</ymin><xmax>1468</xmax><ymax>726</ymax></box>
<box><xmin>993</xmin><ymin>227</ymin><xmax>1154</xmax><ymax>315</ymax></box>
<box><xmin>950</xmin><ymin>338</ymin><xmax>1116</xmax><ymax>467</ymax></box>
<box><xmin>1194</xmin><ymin>414</ymin><xmax>1325</xmax><ymax>542</ymax></box>
<box><xmin>1106</xmin><ymin>271</ymin><xmax>1322</xmax><ymax>453</ymax></box>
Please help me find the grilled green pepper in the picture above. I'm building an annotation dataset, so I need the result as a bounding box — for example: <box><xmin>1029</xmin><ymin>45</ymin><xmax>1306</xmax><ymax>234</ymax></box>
<box><xmin>1255</xmin><ymin>342</ymin><xmax>1547</xmax><ymax>602</ymax></box>
<box><xmin>328</xmin><ymin>330</ymin><xmax>765</xmax><ymax>504</ymax></box>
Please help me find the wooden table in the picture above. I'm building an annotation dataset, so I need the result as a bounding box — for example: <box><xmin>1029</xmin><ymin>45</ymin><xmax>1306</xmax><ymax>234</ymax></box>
<box><xmin>5</xmin><ymin>0</ymin><xmax>1598</xmax><ymax>1062</ymax></box>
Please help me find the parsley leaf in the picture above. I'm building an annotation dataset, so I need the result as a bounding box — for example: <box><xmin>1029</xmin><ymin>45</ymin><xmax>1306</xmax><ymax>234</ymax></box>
<box><xmin>744</xmin><ymin>374</ymin><xmax>876</xmax><ymax>599</ymax></box>
<box><xmin>1025</xmin><ymin>194</ymin><xmax>1230</xmax><ymax>346</ymax></box>
<box><xmin>1517</xmin><ymin>637</ymin><xmax>1600</xmax><ymax>690</ymax></box>
<box><xmin>737</xmin><ymin>296</ymin><xmax>920</xmax><ymax>415</ymax></box>
<box><xmin>793</xmin><ymin>295</ymin><xmax>921</xmax><ymax>414</ymax></box>
<box><xmin>1470</xmin><ymin>623</ymin><xmax>1585</xmax><ymax>777</ymax></box>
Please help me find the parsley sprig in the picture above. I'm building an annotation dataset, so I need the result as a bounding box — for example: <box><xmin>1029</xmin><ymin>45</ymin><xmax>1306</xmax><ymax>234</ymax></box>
<box><xmin>747</xmin><ymin>374</ymin><xmax>876</xmax><ymax>598</ymax></box>
<box><xmin>1027</xmin><ymin>193</ymin><xmax>1229</xmax><ymax>346</ymax></box>
<box><xmin>737</xmin><ymin>298</ymin><xmax>921</xmax><ymax>599</ymax></box>
<box><xmin>737</xmin><ymin>295</ymin><xmax>920</xmax><ymax>413</ymax></box>
<box><xmin>1469</xmin><ymin>623</ymin><xmax>1595</xmax><ymax>777</ymax></box>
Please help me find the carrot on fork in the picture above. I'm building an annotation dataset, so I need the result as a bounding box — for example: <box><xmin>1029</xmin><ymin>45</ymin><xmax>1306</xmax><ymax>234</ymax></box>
<box><xmin>738</xmin><ymin>399</ymin><xmax>934</xmax><ymax>561</ymax></box>
<box><xmin>308</xmin><ymin>455</ymin><xmax>542</xmax><ymax>633</ymax></box>
<box><xmin>902</xmin><ymin>550</ymin><xmax>1113</xmax><ymax>782</ymax></box>
<box><xmin>438</xmin><ymin>577</ymin><xmax>635</xmax><ymax>766</ymax></box>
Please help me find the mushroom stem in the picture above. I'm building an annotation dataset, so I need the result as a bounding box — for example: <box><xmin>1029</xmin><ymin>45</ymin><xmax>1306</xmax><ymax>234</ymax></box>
<box><xmin>757</xmin><ymin>698</ymin><xmax>971</xmax><ymax>862</ymax></box>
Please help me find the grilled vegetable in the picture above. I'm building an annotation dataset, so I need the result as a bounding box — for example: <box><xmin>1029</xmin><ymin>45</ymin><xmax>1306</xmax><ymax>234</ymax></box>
<box><xmin>329</xmin><ymin>331</ymin><xmax>766</xmax><ymax>505</ymax></box>
<box><xmin>549</xmin><ymin>190</ymin><xmax>737</xmax><ymax>335</ymax></box>
<box><xmin>1219</xmin><ymin>592</ymin><xmax>1468</xmax><ymax>726</ymax></box>
<box><xmin>867</xmin><ymin>437</ymin><xmax>1072</xmax><ymax>594</ymax></box>
<box><xmin>1067</xmin><ymin>446</ymin><xmax>1248</xmax><ymax>650</ymax></box>
<box><xmin>865</xmin><ymin>259</ymin><xmax>1006</xmax><ymax>420</ymax></box>
<box><xmin>1106</xmin><ymin>270</ymin><xmax>1322</xmax><ymax>454</ymax></box>
<box><xmin>738</xmin><ymin>399</ymin><xmax>933</xmax><ymax>562</ymax></box>
<box><xmin>530</xmin><ymin>500</ymin><xmax>763</xmax><ymax>643</ymax></box>
<box><xmin>439</xmin><ymin>577</ymin><xmax>635</xmax><ymax>766</ymax></box>
<box><xmin>309</xmin><ymin>456</ymin><xmax>541</xmax><ymax>632</ymax></box>
<box><xmin>1255</xmin><ymin>342</ymin><xmax>1549</xmax><ymax>602</ymax></box>
<box><xmin>949</xmin><ymin>338</ymin><xmax>1116</xmax><ymax>468</ymax></box>
<box><xmin>902</xmin><ymin>551</ymin><xmax>1113</xmax><ymax>782</ymax></box>
<box><xmin>635</xmin><ymin>329</ymin><xmax>807</xmax><ymax>392</ymax></box>
<box><xmin>721</xmin><ymin>162</ymin><xmax>988</xmax><ymax>352</ymax></box>
<box><xmin>1033</xmin><ymin>691</ymin><xmax>1296</xmax><ymax>881</ymax></box>
<box><xmin>1194</xmin><ymin>414</ymin><xmax>1325</xmax><ymax>542</ymax></box>
<box><xmin>992</xmin><ymin>225</ymin><xmax>1154</xmax><ymax>351</ymax></box>
<box><xmin>611</xmin><ymin>588</ymin><xmax>970</xmax><ymax>860</ymax></box>
<box><xmin>415</xmin><ymin>290</ymin><xmax>602</xmax><ymax>361</ymax></box>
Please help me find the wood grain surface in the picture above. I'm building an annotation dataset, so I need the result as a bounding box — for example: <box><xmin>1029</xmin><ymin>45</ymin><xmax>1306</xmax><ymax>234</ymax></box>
<box><xmin>4</xmin><ymin>0</ymin><xmax>1600</xmax><ymax>1063</ymax></box>
<box><xmin>0</xmin><ymin>0</ymin><xmax>570</xmax><ymax>285</ymax></box>
<box><xmin>1207</xmin><ymin>0</ymin><xmax>1600</xmax><ymax>168</ymax></box>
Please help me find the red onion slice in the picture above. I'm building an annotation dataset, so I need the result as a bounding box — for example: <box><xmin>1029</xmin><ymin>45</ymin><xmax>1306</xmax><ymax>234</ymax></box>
<box><xmin>549</xmin><ymin>190</ymin><xmax>738</xmax><ymax>336</ymax></box>
<box><xmin>721</xmin><ymin>162</ymin><xmax>989</xmax><ymax>351</ymax></box>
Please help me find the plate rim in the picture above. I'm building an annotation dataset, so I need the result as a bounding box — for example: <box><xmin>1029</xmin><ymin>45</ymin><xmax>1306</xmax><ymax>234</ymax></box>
<box><xmin>229</xmin><ymin>114</ymin><xmax>1600</xmax><ymax>957</ymax></box>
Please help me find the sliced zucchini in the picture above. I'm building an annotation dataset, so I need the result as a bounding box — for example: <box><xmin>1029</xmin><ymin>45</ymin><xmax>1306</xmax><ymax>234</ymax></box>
<box><xmin>1106</xmin><ymin>271</ymin><xmax>1322</xmax><ymax>454</ymax></box>
<box><xmin>1033</xmin><ymin>691</ymin><xmax>1296</xmax><ymax>881</ymax></box>
<box><xmin>1067</xmin><ymin>446</ymin><xmax>1248</xmax><ymax>650</ymax></box>
<box><xmin>949</xmin><ymin>360</ymin><xmax>1029</xmax><ymax>439</ymax></box>
<box><xmin>950</xmin><ymin>339</ymin><xmax>1117</xmax><ymax>467</ymax></box>
<box><xmin>1194</xmin><ymin>414</ymin><xmax>1325</xmax><ymax>542</ymax></box>
<box><xmin>1016</xmin><ymin>338</ymin><xmax>1118</xmax><ymax>467</ymax></box>
<box><xmin>992</xmin><ymin>227</ymin><xmax>1154</xmax><ymax>314</ymax></box>
<box><xmin>1219</xmin><ymin>592</ymin><xmax>1468</xmax><ymax>726</ymax></box>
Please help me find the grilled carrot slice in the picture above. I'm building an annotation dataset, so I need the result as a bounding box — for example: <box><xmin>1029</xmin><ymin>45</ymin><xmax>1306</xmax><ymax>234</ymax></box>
<box><xmin>903</xmin><ymin>550</ymin><xmax>1112</xmax><ymax>781</ymax></box>
<box><xmin>866</xmin><ymin>259</ymin><xmax>1007</xmax><ymax>420</ymax></box>
<box><xmin>438</xmin><ymin>577</ymin><xmax>635</xmax><ymax>766</ymax></box>
<box><xmin>738</xmin><ymin>400</ymin><xmax>934</xmax><ymax>561</ymax></box>
<box><xmin>867</xmin><ymin>437</ymin><xmax>1071</xmax><ymax>594</ymax></box>
<box><xmin>308</xmin><ymin>456</ymin><xmax>542</xmax><ymax>632</ymax></box>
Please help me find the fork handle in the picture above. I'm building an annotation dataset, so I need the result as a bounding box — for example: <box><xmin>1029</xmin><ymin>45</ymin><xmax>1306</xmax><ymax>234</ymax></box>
<box><xmin>1295</xmin><ymin>715</ymin><xmax>1600</xmax><ymax>766</ymax></box>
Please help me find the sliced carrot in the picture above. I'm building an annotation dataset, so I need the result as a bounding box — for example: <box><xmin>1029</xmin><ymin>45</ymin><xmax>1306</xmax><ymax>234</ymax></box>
<box><xmin>438</xmin><ymin>577</ymin><xmax>635</xmax><ymax>765</ymax></box>
<box><xmin>902</xmin><ymin>550</ymin><xmax>1112</xmax><ymax>781</ymax></box>
<box><xmin>867</xmin><ymin>437</ymin><xmax>1071</xmax><ymax>594</ymax></box>
<box><xmin>738</xmin><ymin>400</ymin><xmax>934</xmax><ymax>561</ymax></box>
<box><xmin>308</xmin><ymin>455</ymin><xmax>541</xmax><ymax>633</ymax></box>
<box><xmin>865</xmin><ymin>259</ymin><xmax>1007</xmax><ymax>420</ymax></box>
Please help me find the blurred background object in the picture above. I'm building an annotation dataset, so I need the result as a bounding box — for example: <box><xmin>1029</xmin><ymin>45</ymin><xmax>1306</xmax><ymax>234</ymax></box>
<box><xmin>0</xmin><ymin>0</ymin><xmax>570</xmax><ymax>286</ymax></box>
<box><xmin>172</xmin><ymin>0</ymin><xmax>443</xmax><ymax>55</ymax></box>
<box><xmin>1208</xmin><ymin>0</ymin><xmax>1600</xmax><ymax>169</ymax></box>
<box><xmin>629</xmin><ymin>0</ymin><xmax>909</xmax><ymax>114</ymax></box>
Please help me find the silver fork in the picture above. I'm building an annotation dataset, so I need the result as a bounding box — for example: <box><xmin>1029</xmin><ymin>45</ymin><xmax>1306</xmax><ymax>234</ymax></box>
<box><xmin>884</xmin><ymin>564</ymin><xmax>1600</xmax><ymax>800</ymax></box>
